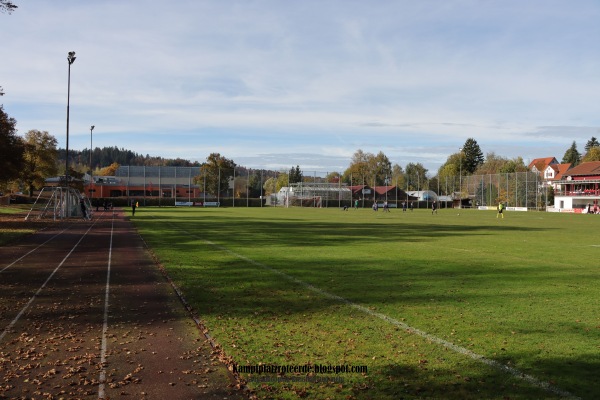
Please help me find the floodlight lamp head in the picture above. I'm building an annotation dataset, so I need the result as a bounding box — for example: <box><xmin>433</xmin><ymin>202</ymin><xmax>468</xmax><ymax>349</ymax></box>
<box><xmin>91</xmin><ymin>125</ymin><xmax>95</xmax><ymax>131</ymax></box>
<box><xmin>68</xmin><ymin>51</ymin><xmax>76</xmax><ymax>64</ymax></box>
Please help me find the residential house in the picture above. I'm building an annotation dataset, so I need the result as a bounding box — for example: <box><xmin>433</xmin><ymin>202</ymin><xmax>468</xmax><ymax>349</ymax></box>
<box><xmin>541</xmin><ymin>163</ymin><xmax>571</xmax><ymax>190</ymax></box>
<box><xmin>528</xmin><ymin>157</ymin><xmax>558</xmax><ymax>175</ymax></box>
<box><xmin>552</xmin><ymin>161</ymin><xmax>600</xmax><ymax>213</ymax></box>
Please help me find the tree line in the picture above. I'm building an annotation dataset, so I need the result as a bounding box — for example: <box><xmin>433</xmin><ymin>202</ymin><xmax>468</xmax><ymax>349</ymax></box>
<box><xmin>59</xmin><ymin>146</ymin><xmax>201</xmax><ymax>173</ymax></box>
<box><xmin>3</xmin><ymin>99</ymin><xmax>600</xmax><ymax>198</ymax></box>
<box><xmin>561</xmin><ymin>138</ymin><xmax>600</xmax><ymax>166</ymax></box>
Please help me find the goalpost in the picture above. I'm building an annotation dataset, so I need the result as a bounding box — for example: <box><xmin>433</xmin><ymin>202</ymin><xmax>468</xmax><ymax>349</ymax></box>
<box><xmin>289</xmin><ymin>195</ymin><xmax>322</xmax><ymax>207</ymax></box>
<box><xmin>286</xmin><ymin>183</ymin><xmax>350</xmax><ymax>208</ymax></box>
<box><xmin>25</xmin><ymin>187</ymin><xmax>91</xmax><ymax>220</ymax></box>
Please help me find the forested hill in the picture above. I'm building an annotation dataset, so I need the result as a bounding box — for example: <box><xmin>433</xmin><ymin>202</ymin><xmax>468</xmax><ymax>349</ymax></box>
<box><xmin>57</xmin><ymin>146</ymin><xmax>201</xmax><ymax>169</ymax></box>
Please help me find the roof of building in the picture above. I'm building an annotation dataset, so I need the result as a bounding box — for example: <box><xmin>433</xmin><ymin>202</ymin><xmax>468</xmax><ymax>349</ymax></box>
<box><xmin>563</xmin><ymin>161</ymin><xmax>600</xmax><ymax>177</ymax></box>
<box><xmin>348</xmin><ymin>185</ymin><xmax>368</xmax><ymax>195</ymax></box>
<box><xmin>547</xmin><ymin>163</ymin><xmax>571</xmax><ymax>180</ymax></box>
<box><xmin>373</xmin><ymin>186</ymin><xmax>397</xmax><ymax>195</ymax></box>
<box><xmin>529</xmin><ymin>157</ymin><xmax>558</xmax><ymax>172</ymax></box>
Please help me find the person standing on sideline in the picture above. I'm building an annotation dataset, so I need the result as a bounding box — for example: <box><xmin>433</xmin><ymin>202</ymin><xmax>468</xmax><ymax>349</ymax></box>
<box><xmin>80</xmin><ymin>197</ymin><xmax>88</xmax><ymax>220</ymax></box>
<box><xmin>132</xmin><ymin>199</ymin><xmax>137</xmax><ymax>216</ymax></box>
<box><xmin>432</xmin><ymin>200</ymin><xmax>437</xmax><ymax>214</ymax></box>
<box><xmin>354</xmin><ymin>199</ymin><xmax>359</xmax><ymax>210</ymax></box>
<box><xmin>496</xmin><ymin>202</ymin><xmax>504</xmax><ymax>218</ymax></box>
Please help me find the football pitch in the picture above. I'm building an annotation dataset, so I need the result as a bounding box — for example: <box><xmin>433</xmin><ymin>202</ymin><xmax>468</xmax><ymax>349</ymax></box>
<box><xmin>132</xmin><ymin>206</ymin><xmax>599</xmax><ymax>399</ymax></box>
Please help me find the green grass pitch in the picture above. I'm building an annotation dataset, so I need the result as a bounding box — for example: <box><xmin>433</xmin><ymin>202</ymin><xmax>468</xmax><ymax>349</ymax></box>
<box><xmin>132</xmin><ymin>206</ymin><xmax>599</xmax><ymax>399</ymax></box>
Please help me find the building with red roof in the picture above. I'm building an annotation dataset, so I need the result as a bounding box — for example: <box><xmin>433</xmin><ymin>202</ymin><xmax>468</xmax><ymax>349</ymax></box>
<box><xmin>552</xmin><ymin>161</ymin><xmax>600</xmax><ymax>213</ymax></box>
<box><xmin>528</xmin><ymin>157</ymin><xmax>558</xmax><ymax>174</ymax></box>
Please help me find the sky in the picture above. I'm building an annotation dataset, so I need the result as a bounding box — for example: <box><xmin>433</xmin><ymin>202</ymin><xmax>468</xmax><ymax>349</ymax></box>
<box><xmin>2</xmin><ymin>0</ymin><xmax>600</xmax><ymax>176</ymax></box>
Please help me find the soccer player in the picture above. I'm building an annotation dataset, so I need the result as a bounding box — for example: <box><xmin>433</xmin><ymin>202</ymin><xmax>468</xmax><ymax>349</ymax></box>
<box><xmin>496</xmin><ymin>202</ymin><xmax>504</xmax><ymax>218</ymax></box>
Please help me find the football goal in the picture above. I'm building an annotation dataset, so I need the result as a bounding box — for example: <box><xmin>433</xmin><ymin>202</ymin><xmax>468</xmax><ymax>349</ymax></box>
<box><xmin>25</xmin><ymin>187</ymin><xmax>92</xmax><ymax>220</ymax></box>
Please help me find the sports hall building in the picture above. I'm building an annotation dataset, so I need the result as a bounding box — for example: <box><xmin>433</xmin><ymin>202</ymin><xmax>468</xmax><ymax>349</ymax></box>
<box><xmin>86</xmin><ymin>166</ymin><xmax>202</xmax><ymax>200</ymax></box>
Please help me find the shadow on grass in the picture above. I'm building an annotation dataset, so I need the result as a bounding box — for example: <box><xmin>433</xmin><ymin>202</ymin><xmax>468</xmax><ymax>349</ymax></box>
<box><xmin>367</xmin><ymin>358</ymin><xmax>595</xmax><ymax>399</ymax></box>
<box><xmin>133</xmin><ymin>211</ymin><xmax>549</xmax><ymax>249</ymax></box>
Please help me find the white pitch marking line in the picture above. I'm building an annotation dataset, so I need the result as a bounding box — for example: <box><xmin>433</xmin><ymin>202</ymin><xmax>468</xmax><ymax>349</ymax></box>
<box><xmin>0</xmin><ymin>223</ymin><xmax>96</xmax><ymax>344</ymax></box>
<box><xmin>0</xmin><ymin>226</ymin><xmax>71</xmax><ymax>273</ymax></box>
<box><xmin>98</xmin><ymin>213</ymin><xmax>115</xmax><ymax>399</ymax></box>
<box><xmin>185</xmin><ymin>231</ymin><xmax>579</xmax><ymax>399</ymax></box>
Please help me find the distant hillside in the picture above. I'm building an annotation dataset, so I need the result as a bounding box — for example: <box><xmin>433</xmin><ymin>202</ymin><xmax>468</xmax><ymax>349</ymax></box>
<box><xmin>58</xmin><ymin>146</ymin><xmax>201</xmax><ymax>169</ymax></box>
<box><xmin>57</xmin><ymin>147</ymin><xmax>282</xmax><ymax>181</ymax></box>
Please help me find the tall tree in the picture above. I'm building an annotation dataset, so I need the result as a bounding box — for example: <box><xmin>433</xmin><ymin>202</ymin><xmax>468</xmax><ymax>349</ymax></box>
<box><xmin>196</xmin><ymin>153</ymin><xmax>236</xmax><ymax>196</ymax></box>
<box><xmin>391</xmin><ymin>163</ymin><xmax>405</xmax><ymax>189</ymax></box>
<box><xmin>473</xmin><ymin>152</ymin><xmax>528</xmax><ymax>175</ymax></box>
<box><xmin>368</xmin><ymin>151</ymin><xmax>392</xmax><ymax>186</ymax></box>
<box><xmin>438</xmin><ymin>163</ymin><xmax>459</xmax><ymax>194</ymax></box>
<box><xmin>343</xmin><ymin>149</ymin><xmax>370</xmax><ymax>185</ymax></box>
<box><xmin>428</xmin><ymin>175</ymin><xmax>439</xmax><ymax>194</ymax></box>
<box><xmin>582</xmin><ymin>147</ymin><xmax>600</xmax><ymax>162</ymax></box>
<box><xmin>98</xmin><ymin>162</ymin><xmax>120</xmax><ymax>176</ymax></box>
<box><xmin>462</xmin><ymin>138</ymin><xmax>484</xmax><ymax>174</ymax></box>
<box><xmin>233</xmin><ymin>176</ymin><xmax>247</xmax><ymax>198</ymax></box>
<box><xmin>405</xmin><ymin>162</ymin><xmax>428</xmax><ymax>191</ymax></box>
<box><xmin>473</xmin><ymin>152</ymin><xmax>507</xmax><ymax>175</ymax></box>
<box><xmin>437</xmin><ymin>152</ymin><xmax>462</xmax><ymax>193</ymax></box>
<box><xmin>289</xmin><ymin>165</ymin><xmax>303</xmax><ymax>184</ymax></box>
<box><xmin>343</xmin><ymin>149</ymin><xmax>392</xmax><ymax>186</ymax></box>
<box><xmin>21</xmin><ymin>130</ymin><xmax>59</xmax><ymax>196</ymax></box>
<box><xmin>275</xmin><ymin>172</ymin><xmax>290</xmax><ymax>193</ymax></box>
<box><xmin>562</xmin><ymin>141</ymin><xmax>581</xmax><ymax>166</ymax></box>
<box><xmin>0</xmin><ymin>104</ymin><xmax>24</xmax><ymax>184</ymax></box>
<box><xmin>247</xmin><ymin>173</ymin><xmax>263</xmax><ymax>198</ymax></box>
<box><xmin>263</xmin><ymin>177</ymin><xmax>278</xmax><ymax>196</ymax></box>
<box><xmin>499</xmin><ymin>157</ymin><xmax>528</xmax><ymax>173</ymax></box>
<box><xmin>585</xmin><ymin>136</ymin><xmax>600</xmax><ymax>153</ymax></box>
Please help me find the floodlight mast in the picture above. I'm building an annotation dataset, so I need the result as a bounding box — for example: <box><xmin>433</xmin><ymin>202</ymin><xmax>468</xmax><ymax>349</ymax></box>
<box><xmin>65</xmin><ymin>51</ymin><xmax>76</xmax><ymax>218</ymax></box>
<box><xmin>66</xmin><ymin>52</ymin><xmax>76</xmax><ymax>187</ymax></box>
<box><xmin>90</xmin><ymin>125</ymin><xmax>95</xmax><ymax>198</ymax></box>
<box><xmin>459</xmin><ymin>147</ymin><xmax>463</xmax><ymax>209</ymax></box>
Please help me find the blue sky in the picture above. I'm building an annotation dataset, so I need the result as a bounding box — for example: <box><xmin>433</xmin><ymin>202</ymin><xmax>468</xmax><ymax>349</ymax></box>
<box><xmin>2</xmin><ymin>0</ymin><xmax>600</xmax><ymax>175</ymax></box>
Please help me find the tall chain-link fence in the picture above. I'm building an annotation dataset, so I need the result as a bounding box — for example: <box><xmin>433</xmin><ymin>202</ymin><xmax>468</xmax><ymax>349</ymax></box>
<box><xmin>434</xmin><ymin>171</ymin><xmax>545</xmax><ymax>209</ymax></box>
<box><xmin>94</xmin><ymin>166</ymin><xmax>547</xmax><ymax>210</ymax></box>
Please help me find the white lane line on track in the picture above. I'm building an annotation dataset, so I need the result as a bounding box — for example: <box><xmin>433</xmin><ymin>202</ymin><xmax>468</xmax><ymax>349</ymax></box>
<box><xmin>0</xmin><ymin>222</ymin><xmax>97</xmax><ymax>344</ymax></box>
<box><xmin>98</xmin><ymin>213</ymin><xmax>114</xmax><ymax>399</ymax></box>
<box><xmin>178</xmin><ymin>228</ymin><xmax>579</xmax><ymax>399</ymax></box>
<box><xmin>0</xmin><ymin>226</ymin><xmax>72</xmax><ymax>273</ymax></box>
